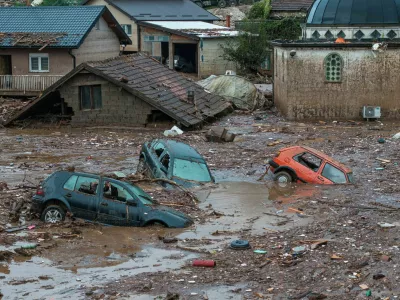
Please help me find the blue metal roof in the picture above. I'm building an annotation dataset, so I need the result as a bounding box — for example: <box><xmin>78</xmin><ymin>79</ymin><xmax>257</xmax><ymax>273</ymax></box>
<box><xmin>0</xmin><ymin>6</ymin><xmax>106</xmax><ymax>48</ymax></box>
<box><xmin>307</xmin><ymin>0</ymin><xmax>400</xmax><ymax>25</ymax></box>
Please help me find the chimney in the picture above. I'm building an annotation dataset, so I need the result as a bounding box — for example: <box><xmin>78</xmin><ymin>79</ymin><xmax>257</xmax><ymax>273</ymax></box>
<box><xmin>226</xmin><ymin>15</ymin><xmax>231</xmax><ymax>28</ymax></box>
<box><xmin>187</xmin><ymin>89</ymin><xmax>194</xmax><ymax>102</ymax></box>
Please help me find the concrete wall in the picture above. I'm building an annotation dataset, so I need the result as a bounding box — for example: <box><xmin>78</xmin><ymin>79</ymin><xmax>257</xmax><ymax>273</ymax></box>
<box><xmin>58</xmin><ymin>72</ymin><xmax>155</xmax><ymax>126</ymax></box>
<box><xmin>199</xmin><ymin>38</ymin><xmax>236</xmax><ymax>78</ymax></box>
<box><xmin>0</xmin><ymin>48</ymin><xmax>73</xmax><ymax>75</ymax></box>
<box><xmin>72</xmin><ymin>16</ymin><xmax>121</xmax><ymax>65</ymax></box>
<box><xmin>86</xmin><ymin>0</ymin><xmax>138</xmax><ymax>52</ymax></box>
<box><xmin>273</xmin><ymin>46</ymin><xmax>400</xmax><ymax>120</ymax></box>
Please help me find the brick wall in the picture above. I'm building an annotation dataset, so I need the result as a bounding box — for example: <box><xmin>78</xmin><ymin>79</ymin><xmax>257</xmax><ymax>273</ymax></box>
<box><xmin>273</xmin><ymin>46</ymin><xmax>400</xmax><ymax>120</ymax></box>
<box><xmin>58</xmin><ymin>73</ymin><xmax>154</xmax><ymax>126</ymax></box>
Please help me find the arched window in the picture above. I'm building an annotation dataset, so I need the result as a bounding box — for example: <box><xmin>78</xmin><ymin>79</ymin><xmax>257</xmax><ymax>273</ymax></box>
<box><xmin>324</xmin><ymin>53</ymin><xmax>343</xmax><ymax>82</ymax></box>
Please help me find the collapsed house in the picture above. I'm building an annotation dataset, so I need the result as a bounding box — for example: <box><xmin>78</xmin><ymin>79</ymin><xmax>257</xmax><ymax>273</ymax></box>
<box><xmin>6</xmin><ymin>53</ymin><xmax>232</xmax><ymax>127</ymax></box>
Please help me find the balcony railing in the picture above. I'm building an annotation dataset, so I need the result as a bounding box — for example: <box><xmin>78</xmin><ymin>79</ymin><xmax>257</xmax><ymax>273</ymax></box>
<box><xmin>0</xmin><ymin>75</ymin><xmax>63</xmax><ymax>95</ymax></box>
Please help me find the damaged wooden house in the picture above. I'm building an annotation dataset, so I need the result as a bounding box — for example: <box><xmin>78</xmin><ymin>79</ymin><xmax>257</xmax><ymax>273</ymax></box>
<box><xmin>6</xmin><ymin>54</ymin><xmax>232</xmax><ymax>127</ymax></box>
<box><xmin>0</xmin><ymin>6</ymin><xmax>131</xmax><ymax>96</ymax></box>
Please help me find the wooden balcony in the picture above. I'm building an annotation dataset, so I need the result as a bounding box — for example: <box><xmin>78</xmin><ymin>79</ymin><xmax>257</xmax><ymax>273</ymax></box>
<box><xmin>0</xmin><ymin>75</ymin><xmax>63</xmax><ymax>96</ymax></box>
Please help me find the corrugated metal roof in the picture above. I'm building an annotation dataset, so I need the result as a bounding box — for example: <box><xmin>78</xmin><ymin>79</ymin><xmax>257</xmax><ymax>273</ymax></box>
<box><xmin>107</xmin><ymin>0</ymin><xmax>219</xmax><ymax>21</ymax></box>
<box><xmin>307</xmin><ymin>0</ymin><xmax>400</xmax><ymax>25</ymax></box>
<box><xmin>271</xmin><ymin>0</ymin><xmax>314</xmax><ymax>12</ymax></box>
<box><xmin>0</xmin><ymin>6</ymin><xmax>129</xmax><ymax>48</ymax></box>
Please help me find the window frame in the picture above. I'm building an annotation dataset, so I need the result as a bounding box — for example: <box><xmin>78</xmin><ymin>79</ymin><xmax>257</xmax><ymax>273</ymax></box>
<box><xmin>321</xmin><ymin>162</ymin><xmax>347</xmax><ymax>184</ymax></box>
<box><xmin>121</xmin><ymin>24</ymin><xmax>132</xmax><ymax>36</ymax></box>
<box><xmin>29</xmin><ymin>53</ymin><xmax>49</xmax><ymax>73</ymax></box>
<box><xmin>324</xmin><ymin>52</ymin><xmax>343</xmax><ymax>83</ymax></box>
<box><xmin>102</xmin><ymin>181</ymin><xmax>134</xmax><ymax>203</ymax></box>
<box><xmin>293</xmin><ymin>152</ymin><xmax>322</xmax><ymax>172</ymax></box>
<box><xmin>79</xmin><ymin>85</ymin><xmax>102</xmax><ymax>110</ymax></box>
<box><xmin>74</xmin><ymin>176</ymin><xmax>99</xmax><ymax>196</ymax></box>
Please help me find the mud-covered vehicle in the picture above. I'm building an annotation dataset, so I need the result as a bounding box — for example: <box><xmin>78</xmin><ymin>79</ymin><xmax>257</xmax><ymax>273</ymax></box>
<box><xmin>32</xmin><ymin>171</ymin><xmax>193</xmax><ymax>227</ymax></box>
<box><xmin>137</xmin><ymin>139</ymin><xmax>215</xmax><ymax>187</ymax></box>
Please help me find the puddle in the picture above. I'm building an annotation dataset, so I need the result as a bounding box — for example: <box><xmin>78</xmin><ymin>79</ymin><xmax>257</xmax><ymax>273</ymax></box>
<box><xmin>0</xmin><ymin>226</ymin><xmax>195</xmax><ymax>299</ymax></box>
<box><xmin>181</xmin><ymin>182</ymin><xmax>318</xmax><ymax>245</ymax></box>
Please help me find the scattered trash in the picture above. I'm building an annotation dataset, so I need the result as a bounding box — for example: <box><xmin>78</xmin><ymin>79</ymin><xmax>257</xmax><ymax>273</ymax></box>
<box><xmin>163</xmin><ymin>126</ymin><xmax>183</xmax><ymax>137</ymax></box>
<box><xmin>188</xmin><ymin>280</ymin><xmax>196</xmax><ymax>284</ymax></box>
<box><xmin>28</xmin><ymin>225</ymin><xmax>36</xmax><ymax>230</ymax></box>
<box><xmin>393</xmin><ymin>132</ymin><xmax>400</xmax><ymax>139</ymax></box>
<box><xmin>300</xmin><ymin>240</ymin><xmax>328</xmax><ymax>250</ymax></box>
<box><xmin>113</xmin><ymin>171</ymin><xmax>126</xmax><ymax>178</ymax></box>
<box><xmin>366</xmin><ymin>290</ymin><xmax>372</xmax><ymax>297</ymax></box>
<box><xmin>5</xmin><ymin>225</ymin><xmax>29</xmax><ymax>233</ymax></box>
<box><xmin>161</xmin><ymin>236</ymin><xmax>178</xmax><ymax>244</ymax></box>
<box><xmin>376</xmin><ymin>158</ymin><xmax>391</xmax><ymax>163</ymax></box>
<box><xmin>292</xmin><ymin>246</ymin><xmax>307</xmax><ymax>254</ymax></box>
<box><xmin>378</xmin><ymin>222</ymin><xmax>396</xmax><ymax>228</ymax></box>
<box><xmin>377</xmin><ymin>138</ymin><xmax>385</xmax><ymax>144</ymax></box>
<box><xmin>373</xmin><ymin>273</ymin><xmax>385</xmax><ymax>280</ymax></box>
<box><xmin>230</xmin><ymin>240</ymin><xmax>251</xmax><ymax>250</ymax></box>
<box><xmin>381</xmin><ymin>255</ymin><xmax>391</xmax><ymax>262</ymax></box>
<box><xmin>267</xmin><ymin>140</ymin><xmax>282</xmax><ymax>147</ymax></box>
<box><xmin>359</xmin><ymin>284</ymin><xmax>369</xmax><ymax>290</ymax></box>
<box><xmin>375</xmin><ymin>167</ymin><xmax>385</xmax><ymax>171</ymax></box>
<box><xmin>253</xmin><ymin>250</ymin><xmax>267</xmax><ymax>254</ymax></box>
<box><xmin>330</xmin><ymin>254</ymin><xmax>342</xmax><ymax>260</ymax></box>
<box><xmin>192</xmin><ymin>260</ymin><xmax>216</xmax><ymax>267</ymax></box>
<box><xmin>21</xmin><ymin>243</ymin><xmax>37</xmax><ymax>249</ymax></box>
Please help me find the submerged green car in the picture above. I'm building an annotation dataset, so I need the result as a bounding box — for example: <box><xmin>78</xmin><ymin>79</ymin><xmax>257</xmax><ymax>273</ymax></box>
<box><xmin>137</xmin><ymin>139</ymin><xmax>215</xmax><ymax>187</ymax></box>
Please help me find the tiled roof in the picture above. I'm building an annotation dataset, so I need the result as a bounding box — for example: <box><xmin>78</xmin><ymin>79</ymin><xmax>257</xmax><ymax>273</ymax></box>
<box><xmin>271</xmin><ymin>0</ymin><xmax>314</xmax><ymax>12</ymax></box>
<box><xmin>87</xmin><ymin>54</ymin><xmax>231</xmax><ymax>126</ymax></box>
<box><xmin>103</xmin><ymin>0</ymin><xmax>219</xmax><ymax>21</ymax></box>
<box><xmin>9</xmin><ymin>54</ymin><xmax>231</xmax><ymax>127</ymax></box>
<box><xmin>0</xmin><ymin>6</ymin><xmax>128</xmax><ymax>48</ymax></box>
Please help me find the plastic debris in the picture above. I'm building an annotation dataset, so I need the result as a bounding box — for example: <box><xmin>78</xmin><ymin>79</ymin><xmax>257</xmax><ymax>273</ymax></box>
<box><xmin>163</xmin><ymin>126</ymin><xmax>183</xmax><ymax>137</ymax></box>
<box><xmin>378</xmin><ymin>222</ymin><xmax>396</xmax><ymax>228</ymax></box>
<box><xmin>253</xmin><ymin>250</ymin><xmax>267</xmax><ymax>254</ymax></box>
<box><xmin>192</xmin><ymin>260</ymin><xmax>216</xmax><ymax>267</ymax></box>
<box><xmin>366</xmin><ymin>290</ymin><xmax>372</xmax><ymax>297</ymax></box>
<box><xmin>359</xmin><ymin>284</ymin><xmax>369</xmax><ymax>290</ymax></box>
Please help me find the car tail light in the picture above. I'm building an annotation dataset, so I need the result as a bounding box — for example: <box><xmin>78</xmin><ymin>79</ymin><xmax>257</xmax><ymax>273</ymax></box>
<box><xmin>36</xmin><ymin>185</ymin><xmax>45</xmax><ymax>196</ymax></box>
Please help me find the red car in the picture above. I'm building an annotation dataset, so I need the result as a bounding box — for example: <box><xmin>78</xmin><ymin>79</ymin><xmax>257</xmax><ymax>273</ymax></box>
<box><xmin>268</xmin><ymin>146</ymin><xmax>354</xmax><ymax>185</ymax></box>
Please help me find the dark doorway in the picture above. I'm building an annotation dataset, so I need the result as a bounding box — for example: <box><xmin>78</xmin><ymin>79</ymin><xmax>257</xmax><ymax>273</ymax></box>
<box><xmin>0</xmin><ymin>55</ymin><xmax>12</xmax><ymax>75</ymax></box>
<box><xmin>173</xmin><ymin>43</ymin><xmax>197</xmax><ymax>73</ymax></box>
<box><xmin>161</xmin><ymin>42</ymin><xmax>169</xmax><ymax>65</ymax></box>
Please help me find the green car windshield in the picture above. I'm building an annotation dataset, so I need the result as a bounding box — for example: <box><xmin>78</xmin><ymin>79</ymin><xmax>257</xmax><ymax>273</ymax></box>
<box><xmin>172</xmin><ymin>158</ymin><xmax>212</xmax><ymax>182</ymax></box>
<box><xmin>127</xmin><ymin>184</ymin><xmax>154</xmax><ymax>205</ymax></box>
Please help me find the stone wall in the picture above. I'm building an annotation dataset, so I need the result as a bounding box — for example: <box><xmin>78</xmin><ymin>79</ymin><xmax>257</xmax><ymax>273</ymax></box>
<box><xmin>273</xmin><ymin>46</ymin><xmax>400</xmax><ymax>120</ymax></box>
<box><xmin>58</xmin><ymin>72</ymin><xmax>155</xmax><ymax>126</ymax></box>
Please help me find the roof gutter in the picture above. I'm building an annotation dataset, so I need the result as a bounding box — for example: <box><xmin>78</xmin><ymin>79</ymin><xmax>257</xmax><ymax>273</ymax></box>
<box><xmin>68</xmin><ymin>49</ymin><xmax>76</xmax><ymax>69</ymax></box>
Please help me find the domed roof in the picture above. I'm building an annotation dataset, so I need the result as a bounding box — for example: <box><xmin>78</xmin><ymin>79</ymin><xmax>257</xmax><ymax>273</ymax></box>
<box><xmin>307</xmin><ymin>0</ymin><xmax>400</xmax><ymax>25</ymax></box>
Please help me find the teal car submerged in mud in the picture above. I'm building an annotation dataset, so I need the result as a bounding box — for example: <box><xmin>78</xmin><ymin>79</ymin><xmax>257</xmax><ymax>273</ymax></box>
<box><xmin>31</xmin><ymin>171</ymin><xmax>193</xmax><ymax>228</ymax></box>
<box><xmin>137</xmin><ymin>139</ymin><xmax>215</xmax><ymax>187</ymax></box>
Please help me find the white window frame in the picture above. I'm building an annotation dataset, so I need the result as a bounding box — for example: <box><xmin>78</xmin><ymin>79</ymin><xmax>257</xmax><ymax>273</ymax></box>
<box><xmin>121</xmin><ymin>24</ymin><xmax>132</xmax><ymax>36</ymax></box>
<box><xmin>29</xmin><ymin>53</ymin><xmax>49</xmax><ymax>73</ymax></box>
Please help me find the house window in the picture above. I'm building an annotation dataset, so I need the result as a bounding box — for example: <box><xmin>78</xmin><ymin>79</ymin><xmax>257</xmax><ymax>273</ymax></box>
<box><xmin>324</xmin><ymin>53</ymin><xmax>342</xmax><ymax>82</ymax></box>
<box><xmin>121</xmin><ymin>24</ymin><xmax>132</xmax><ymax>36</ymax></box>
<box><xmin>29</xmin><ymin>54</ymin><xmax>49</xmax><ymax>72</ymax></box>
<box><xmin>79</xmin><ymin>85</ymin><xmax>102</xmax><ymax>110</ymax></box>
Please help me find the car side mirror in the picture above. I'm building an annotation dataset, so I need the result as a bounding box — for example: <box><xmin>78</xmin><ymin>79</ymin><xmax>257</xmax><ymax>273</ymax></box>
<box><xmin>126</xmin><ymin>199</ymin><xmax>137</xmax><ymax>207</ymax></box>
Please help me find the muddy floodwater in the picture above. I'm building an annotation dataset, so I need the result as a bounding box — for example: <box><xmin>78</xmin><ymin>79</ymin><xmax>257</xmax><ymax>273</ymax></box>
<box><xmin>0</xmin><ymin>181</ymin><xmax>319</xmax><ymax>299</ymax></box>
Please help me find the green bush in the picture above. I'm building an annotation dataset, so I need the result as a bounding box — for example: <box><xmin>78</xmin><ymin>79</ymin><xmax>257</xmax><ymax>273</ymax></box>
<box><xmin>247</xmin><ymin>0</ymin><xmax>271</xmax><ymax>19</ymax></box>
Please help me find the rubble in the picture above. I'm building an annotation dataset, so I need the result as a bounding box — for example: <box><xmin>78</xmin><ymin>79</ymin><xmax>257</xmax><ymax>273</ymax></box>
<box><xmin>0</xmin><ymin>98</ymin><xmax>31</xmax><ymax>125</ymax></box>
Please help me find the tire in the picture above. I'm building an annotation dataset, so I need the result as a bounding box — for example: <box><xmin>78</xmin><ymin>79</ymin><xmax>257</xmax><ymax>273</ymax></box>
<box><xmin>41</xmin><ymin>205</ymin><xmax>66</xmax><ymax>223</ymax></box>
<box><xmin>230</xmin><ymin>239</ymin><xmax>250</xmax><ymax>249</ymax></box>
<box><xmin>218</xmin><ymin>0</ymin><xmax>227</xmax><ymax>8</ymax></box>
<box><xmin>136</xmin><ymin>157</ymin><xmax>147</xmax><ymax>174</ymax></box>
<box><xmin>273</xmin><ymin>171</ymin><xmax>293</xmax><ymax>187</ymax></box>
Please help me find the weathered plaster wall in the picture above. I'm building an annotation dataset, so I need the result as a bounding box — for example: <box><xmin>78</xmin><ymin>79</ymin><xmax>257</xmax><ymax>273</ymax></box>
<box><xmin>58</xmin><ymin>72</ymin><xmax>154</xmax><ymax>126</ymax></box>
<box><xmin>274</xmin><ymin>46</ymin><xmax>400</xmax><ymax>120</ymax></box>
<box><xmin>199</xmin><ymin>38</ymin><xmax>236</xmax><ymax>78</ymax></box>
<box><xmin>72</xmin><ymin>17</ymin><xmax>121</xmax><ymax>65</ymax></box>
<box><xmin>85</xmin><ymin>0</ymin><xmax>138</xmax><ymax>52</ymax></box>
<box><xmin>0</xmin><ymin>48</ymin><xmax>72</xmax><ymax>75</ymax></box>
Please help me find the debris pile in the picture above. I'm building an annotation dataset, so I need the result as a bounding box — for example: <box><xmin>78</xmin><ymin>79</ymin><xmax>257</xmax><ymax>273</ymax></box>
<box><xmin>0</xmin><ymin>98</ymin><xmax>32</xmax><ymax>125</ymax></box>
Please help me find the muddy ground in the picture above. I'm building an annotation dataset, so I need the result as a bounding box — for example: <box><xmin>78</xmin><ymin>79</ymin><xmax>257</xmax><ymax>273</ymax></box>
<box><xmin>0</xmin><ymin>110</ymin><xmax>400</xmax><ymax>299</ymax></box>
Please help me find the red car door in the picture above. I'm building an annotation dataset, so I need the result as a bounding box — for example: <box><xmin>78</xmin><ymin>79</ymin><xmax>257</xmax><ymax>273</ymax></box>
<box><xmin>292</xmin><ymin>152</ymin><xmax>323</xmax><ymax>183</ymax></box>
